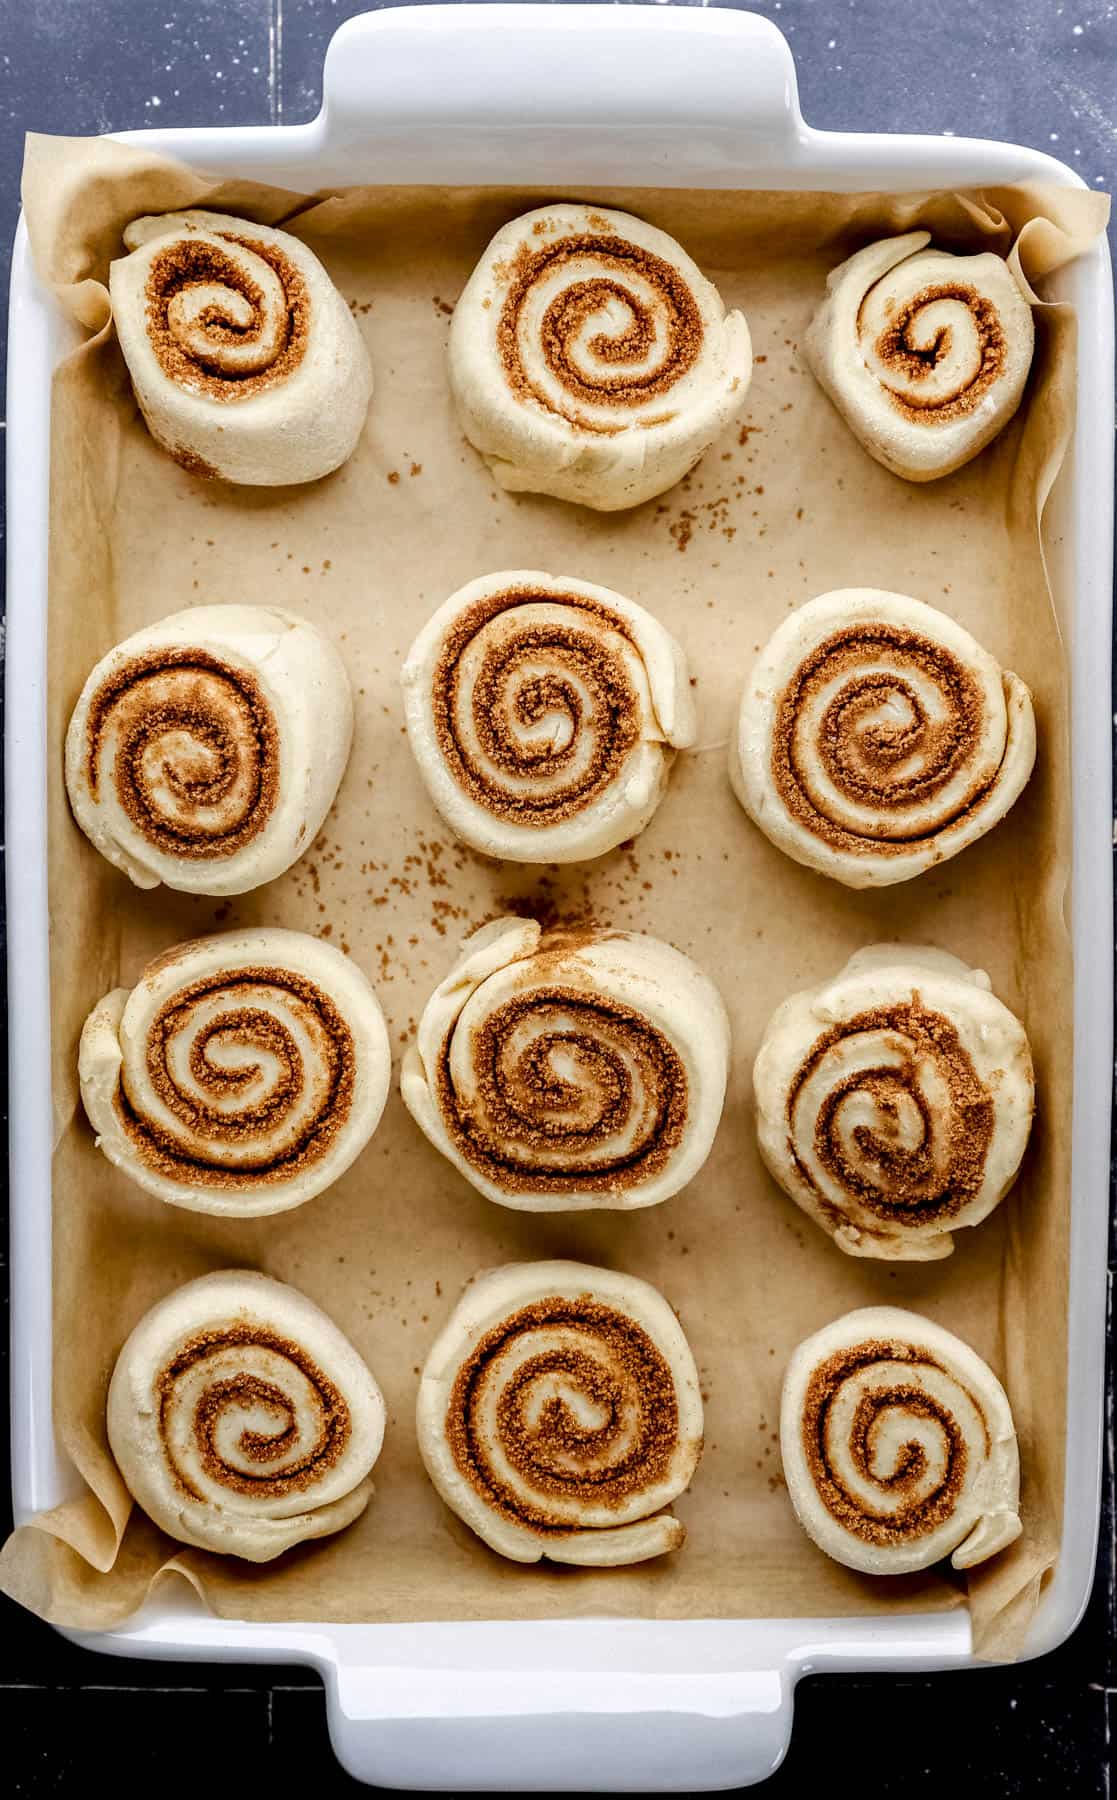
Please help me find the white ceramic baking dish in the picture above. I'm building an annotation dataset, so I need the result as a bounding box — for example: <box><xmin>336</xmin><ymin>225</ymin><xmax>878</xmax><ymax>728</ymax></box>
<box><xmin>6</xmin><ymin>6</ymin><xmax>1113</xmax><ymax>1790</ymax></box>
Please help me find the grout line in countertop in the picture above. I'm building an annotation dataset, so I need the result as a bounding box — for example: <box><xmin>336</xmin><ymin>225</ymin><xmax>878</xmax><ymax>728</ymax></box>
<box><xmin>75</xmin><ymin>1683</ymin><xmax>273</xmax><ymax>1694</ymax></box>
<box><xmin>268</xmin><ymin>0</ymin><xmax>284</xmax><ymax>127</ymax></box>
<box><xmin>1106</xmin><ymin>1272</ymin><xmax>1116</xmax><ymax>1659</ymax></box>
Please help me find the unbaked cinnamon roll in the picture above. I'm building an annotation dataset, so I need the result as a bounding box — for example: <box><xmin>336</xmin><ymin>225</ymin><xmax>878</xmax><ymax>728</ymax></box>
<box><xmin>753</xmin><ymin>945</ymin><xmax>1034</xmax><ymax>1261</ymax></box>
<box><xmin>401</xmin><ymin>571</ymin><xmax>695</xmax><ymax>862</ymax></box>
<box><xmin>108</xmin><ymin>1270</ymin><xmax>386</xmax><ymax>1561</ymax></box>
<box><xmin>418</xmin><ymin>1261</ymin><xmax>703</xmax><ymax>1565</ymax></box>
<box><xmin>805</xmin><ymin>231</ymin><xmax>1035</xmax><ymax>481</ymax></box>
<box><xmin>402</xmin><ymin>918</ymin><xmax>729</xmax><ymax>1211</ymax></box>
<box><xmin>781</xmin><ymin>1306</ymin><xmax>1022</xmax><ymax>1574</ymax></box>
<box><xmin>730</xmin><ymin>589</ymin><xmax>1036</xmax><ymax>888</ymax></box>
<box><xmin>65</xmin><ymin>606</ymin><xmax>353</xmax><ymax>896</ymax></box>
<box><xmin>449</xmin><ymin>203</ymin><xmax>752</xmax><ymax>509</ymax></box>
<box><xmin>80</xmin><ymin>928</ymin><xmax>391</xmax><ymax>1217</ymax></box>
<box><xmin>110</xmin><ymin>210</ymin><xmax>372</xmax><ymax>485</ymax></box>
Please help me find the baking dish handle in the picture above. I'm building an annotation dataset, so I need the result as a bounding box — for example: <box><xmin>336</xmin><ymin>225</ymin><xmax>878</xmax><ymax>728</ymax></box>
<box><xmin>323</xmin><ymin>1658</ymin><xmax>795</xmax><ymax>1792</ymax></box>
<box><xmin>320</xmin><ymin>3</ymin><xmax>803</xmax><ymax>149</ymax></box>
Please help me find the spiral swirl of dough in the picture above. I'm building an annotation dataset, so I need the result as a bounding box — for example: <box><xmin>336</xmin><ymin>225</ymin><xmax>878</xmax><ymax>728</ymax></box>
<box><xmin>804</xmin><ymin>231</ymin><xmax>1035</xmax><ymax>481</ymax></box>
<box><xmin>402</xmin><ymin>572</ymin><xmax>695</xmax><ymax>862</ymax></box>
<box><xmin>753</xmin><ymin>945</ymin><xmax>1034</xmax><ymax>1261</ymax></box>
<box><xmin>110</xmin><ymin>211</ymin><xmax>372</xmax><ymax>485</ymax></box>
<box><xmin>140</xmin><ymin>228</ymin><xmax>302</xmax><ymax>391</ymax></box>
<box><xmin>781</xmin><ymin>1306</ymin><xmax>1022</xmax><ymax>1575</ymax></box>
<box><xmin>417</xmin><ymin>1262</ymin><xmax>704</xmax><ymax>1565</ymax></box>
<box><xmin>65</xmin><ymin>606</ymin><xmax>353</xmax><ymax>897</ymax></box>
<box><xmin>730</xmin><ymin>590</ymin><xmax>1036</xmax><ymax>888</ymax></box>
<box><xmin>402</xmin><ymin>918</ymin><xmax>730</xmax><ymax>1212</ymax></box>
<box><xmin>107</xmin><ymin>1271</ymin><xmax>386</xmax><ymax>1561</ymax></box>
<box><xmin>449</xmin><ymin>203</ymin><xmax>752</xmax><ymax>509</ymax></box>
<box><xmin>79</xmin><ymin>928</ymin><xmax>391</xmax><ymax>1217</ymax></box>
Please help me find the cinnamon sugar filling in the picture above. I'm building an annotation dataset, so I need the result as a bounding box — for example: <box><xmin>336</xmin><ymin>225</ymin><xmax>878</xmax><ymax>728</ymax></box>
<box><xmin>787</xmin><ymin>998</ymin><xmax>994</xmax><ymax>1228</ymax></box>
<box><xmin>800</xmin><ymin>1338</ymin><xmax>989</xmax><ymax>1547</ymax></box>
<box><xmin>447</xmin><ymin>1297</ymin><xmax>681</xmax><ymax>1530</ymax></box>
<box><xmin>435</xmin><ymin>980</ymin><xmax>688</xmax><ymax>1194</ymax></box>
<box><xmin>771</xmin><ymin>625</ymin><xmax>995</xmax><ymax>858</ymax></box>
<box><xmin>430</xmin><ymin>588</ymin><xmax>645</xmax><ymax>827</ymax></box>
<box><xmin>497</xmin><ymin>234</ymin><xmax>704</xmax><ymax>432</ymax></box>
<box><xmin>115</xmin><ymin>966</ymin><xmax>355</xmax><ymax>1187</ymax></box>
<box><xmin>863</xmin><ymin>282</ymin><xmax>1008</xmax><ymax>423</ymax></box>
<box><xmin>85</xmin><ymin>647</ymin><xmax>279</xmax><ymax>860</ymax></box>
<box><xmin>143</xmin><ymin>234</ymin><xmax>309</xmax><ymax>401</ymax></box>
<box><xmin>158</xmin><ymin>1323</ymin><xmax>350</xmax><ymax>1500</ymax></box>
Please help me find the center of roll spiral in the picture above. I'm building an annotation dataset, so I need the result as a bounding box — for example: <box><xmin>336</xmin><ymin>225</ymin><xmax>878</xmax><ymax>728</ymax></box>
<box><xmin>144</xmin><ymin>234</ymin><xmax>308</xmax><ymax>400</ymax></box>
<box><xmin>498</xmin><ymin>235</ymin><xmax>704</xmax><ymax>430</ymax></box>
<box><xmin>85</xmin><ymin>648</ymin><xmax>280</xmax><ymax>860</ymax></box>
<box><xmin>116</xmin><ymin>964</ymin><xmax>355</xmax><ymax>1188</ymax></box>
<box><xmin>158</xmin><ymin>1323</ymin><xmax>350</xmax><ymax>1499</ymax></box>
<box><xmin>801</xmin><ymin>1339</ymin><xmax>986</xmax><ymax>1545</ymax></box>
<box><xmin>788</xmin><ymin>999</ymin><xmax>994</xmax><ymax>1226</ymax></box>
<box><xmin>438</xmin><ymin>982</ymin><xmax>688</xmax><ymax>1195</ymax></box>
<box><xmin>447</xmin><ymin>1298</ymin><xmax>680</xmax><ymax>1529</ymax></box>
<box><xmin>432</xmin><ymin>589</ymin><xmax>643</xmax><ymax>825</ymax></box>
<box><xmin>864</xmin><ymin>282</ymin><xmax>1007</xmax><ymax>422</ymax></box>
<box><xmin>772</xmin><ymin>624</ymin><xmax>992</xmax><ymax>855</ymax></box>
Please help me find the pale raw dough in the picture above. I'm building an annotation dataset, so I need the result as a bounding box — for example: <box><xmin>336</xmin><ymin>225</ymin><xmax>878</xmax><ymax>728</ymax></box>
<box><xmin>804</xmin><ymin>231</ymin><xmax>1035</xmax><ymax>481</ymax></box>
<box><xmin>110</xmin><ymin>210</ymin><xmax>372</xmax><ymax>485</ymax></box>
<box><xmin>108</xmin><ymin>1270</ymin><xmax>386</xmax><ymax>1561</ymax></box>
<box><xmin>402</xmin><ymin>917</ymin><xmax>730</xmax><ymax>1211</ymax></box>
<box><xmin>781</xmin><ymin>1305</ymin><xmax>1022</xmax><ymax>1574</ymax></box>
<box><xmin>402</xmin><ymin>569</ymin><xmax>696</xmax><ymax>862</ymax></box>
<box><xmin>80</xmin><ymin>927</ymin><xmax>391</xmax><ymax>1216</ymax></box>
<box><xmin>65</xmin><ymin>604</ymin><xmax>353</xmax><ymax>896</ymax></box>
<box><xmin>753</xmin><ymin>944</ymin><xmax>1035</xmax><ymax>1261</ymax></box>
<box><xmin>417</xmin><ymin>1260</ymin><xmax>704</xmax><ymax>1565</ymax></box>
<box><xmin>730</xmin><ymin>588</ymin><xmax>1036</xmax><ymax>888</ymax></box>
<box><xmin>449</xmin><ymin>203</ymin><xmax>752</xmax><ymax>509</ymax></box>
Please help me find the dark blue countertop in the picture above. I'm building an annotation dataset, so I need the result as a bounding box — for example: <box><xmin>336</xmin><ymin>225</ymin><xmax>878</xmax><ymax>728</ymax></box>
<box><xmin>0</xmin><ymin>3</ymin><xmax>1113</xmax><ymax>1793</ymax></box>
